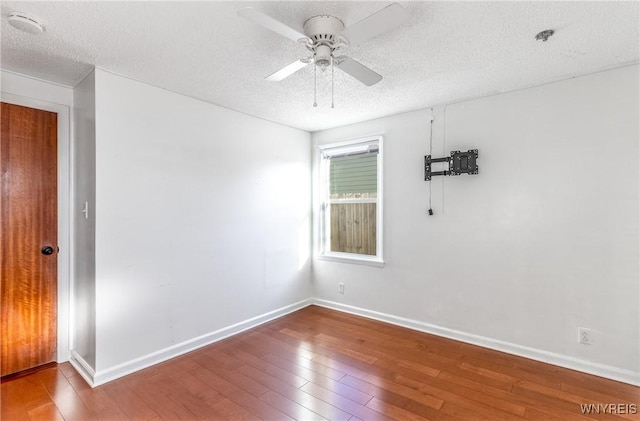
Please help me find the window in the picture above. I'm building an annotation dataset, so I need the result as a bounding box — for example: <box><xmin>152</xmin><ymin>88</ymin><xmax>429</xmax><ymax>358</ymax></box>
<box><xmin>319</xmin><ymin>137</ymin><xmax>383</xmax><ymax>266</ymax></box>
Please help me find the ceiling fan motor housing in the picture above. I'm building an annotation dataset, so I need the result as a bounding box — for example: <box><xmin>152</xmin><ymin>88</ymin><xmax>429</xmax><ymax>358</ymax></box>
<box><xmin>303</xmin><ymin>15</ymin><xmax>344</xmax><ymax>43</ymax></box>
<box><xmin>303</xmin><ymin>15</ymin><xmax>345</xmax><ymax>67</ymax></box>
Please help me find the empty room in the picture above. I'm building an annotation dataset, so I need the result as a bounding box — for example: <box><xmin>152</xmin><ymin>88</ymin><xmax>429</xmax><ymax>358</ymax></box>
<box><xmin>1</xmin><ymin>1</ymin><xmax>638</xmax><ymax>420</ymax></box>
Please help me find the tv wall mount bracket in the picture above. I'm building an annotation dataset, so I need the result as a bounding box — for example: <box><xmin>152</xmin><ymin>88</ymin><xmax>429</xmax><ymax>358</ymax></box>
<box><xmin>424</xmin><ymin>149</ymin><xmax>479</xmax><ymax>181</ymax></box>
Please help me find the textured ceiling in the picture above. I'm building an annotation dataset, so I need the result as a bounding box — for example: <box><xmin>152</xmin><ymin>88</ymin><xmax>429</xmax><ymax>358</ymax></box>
<box><xmin>1</xmin><ymin>1</ymin><xmax>638</xmax><ymax>132</ymax></box>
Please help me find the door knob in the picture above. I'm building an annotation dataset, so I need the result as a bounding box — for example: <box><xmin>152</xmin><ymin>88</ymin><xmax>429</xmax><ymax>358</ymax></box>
<box><xmin>41</xmin><ymin>246</ymin><xmax>54</xmax><ymax>255</ymax></box>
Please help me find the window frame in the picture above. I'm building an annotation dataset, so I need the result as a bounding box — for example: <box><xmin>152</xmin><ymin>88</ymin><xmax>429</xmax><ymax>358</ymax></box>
<box><xmin>317</xmin><ymin>136</ymin><xmax>384</xmax><ymax>267</ymax></box>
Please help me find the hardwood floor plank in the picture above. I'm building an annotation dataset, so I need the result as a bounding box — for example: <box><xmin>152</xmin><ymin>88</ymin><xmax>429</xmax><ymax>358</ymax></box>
<box><xmin>560</xmin><ymin>381</ymin><xmax>640</xmax><ymax>418</ymax></box>
<box><xmin>259</xmin><ymin>390</ymin><xmax>327</xmax><ymax>420</ymax></box>
<box><xmin>209</xmin><ymin>398</ymin><xmax>262</xmax><ymax>420</ymax></box>
<box><xmin>341</xmin><ymin>371</ymin><xmax>444</xmax><ymax>410</ymax></box>
<box><xmin>518</xmin><ymin>379</ymin><xmax>601</xmax><ymax>405</ymax></box>
<box><xmin>262</xmin><ymin>352</ymin><xmax>348</xmax><ymax>383</ymax></box>
<box><xmin>308</xmin><ymin>376</ymin><xmax>374</xmax><ymax>406</ymax></box>
<box><xmin>366</xmin><ymin>396</ymin><xmax>432</xmax><ymax>421</ymax></box>
<box><xmin>435</xmin><ymin>370</ymin><xmax>540</xmax><ymax>409</ymax></box>
<box><xmin>395</xmin><ymin>359</ymin><xmax>441</xmax><ymax>377</ymax></box>
<box><xmin>394</xmin><ymin>374</ymin><xmax>523</xmax><ymax>421</ymax></box>
<box><xmin>235</xmin><ymin>363</ymin><xmax>306</xmax><ymax>397</ymax></box>
<box><xmin>438</xmin><ymin>401</ymin><xmax>513</xmax><ymax>421</ymax></box>
<box><xmin>224</xmin><ymin>347</ymin><xmax>309</xmax><ymax>388</ymax></box>
<box><xmin>250</xmin><ymin>330</ymin><xmax>320</xmax><ymax>360</ymax></box>
<box><xmin>218</xmin><ymin>336</ymin><xmax>272</xmax><ymax>359</ymax></box>
<box><xmin>233</xmin><ymin>342</ymin><xmax>375</xmax><ymax>406</ymax></box>
<box><xmin>300</xmin><ymin>381</ymin><xmax>391</xmax><ymax>421</ymax></box>
<box><xmin>340</xmin><ymin>376</ymin><xmax>444</xmax><ymax>410</ymax></box>
<box><xmin>158</xmin><ymin>363</ymin><xmax>225</xmax><ymax>407</ymax></box>
<box><xmin>224</xmin><ymin>389</ymin><xmax>295</xmax><ymax>421</ymax></box>
<box><xmin>188</xmin><ymin>347</ymin><xmax>243</xmax><ymax>371</ymax></box>
<box><xmin>524</xmin><ymin>404</ymin><xmax>618</xmax><ymax>421</ymax></box>
<box><xmin>32</xmin><ymin>367</ymin><xmax>97</xmax><ymax>421</ymax></box>
<box><xmin>27</xmin><ymin>402</ymin><xmax>65</xmax><ymax>421</ymax></box>
<box><xmin>189</xmin><ymin>352</ymin><xmax>269</xmax><ymax>397</ymax></box>
<box><xmin>382</xmin><ymin>362</ymin><xmax>527</xmax><ymax>417</ymax></box>
<box><xmin>561</xmin><ymin>375</ymin><xmax>640</xmax><ymax>404</ymax></box>
<box><xmin>325</xmin><ymin>351</ymin><xmax>521</xmax><ymax>421</ymax></box>
<box><xmin>525</xmin><ymin>407</ymin><xmax>585</xmax><ymax>421</ymax></box>
<box><xmin>58</xmin><ymin>362</ymin><xmax>79</xmax><ymax>379</ymax></box>
<box><xmin>191</xmin><ymin>365</ymin><xmax>294</xmax><ymax>420</ymax></box>
<box><xmin>124</xmin><ymin>374</ymin><xmax>199</xmax><ymax>420</ymax></box>
<box><xmin>312</xmin><ymin>354</ymin><xmax>386</xmax><ymax>381</ymax></box>
<box><xmin>0</xmin><ymin>379</ymin><xmax>31</xmax><ymax>421</ymax></box>
<box><xmin>512</xmin><ymin>380</ymin><xmax>636</xmax><ymax>421</ymax></box>
<box><xmin>230</xmin><ymin>361</ymin><xmax>352</xmax><ymax>420</ymax></box>
<box><xmin>457</xmin><ymin>361</ymin><xmax>518</xmax><ymax>390</ymax></box>
<box><xmin>101</xmin><ymin>379</ymin><xmax>160</xmax><ymax>420</ymax></box>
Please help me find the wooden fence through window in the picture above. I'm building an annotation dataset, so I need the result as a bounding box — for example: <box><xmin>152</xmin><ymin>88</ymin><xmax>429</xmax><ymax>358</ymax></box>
<box><xmin>330</xmin><ymin>203</ymin><xmax>377</xmax><ymax>256</ymax></box>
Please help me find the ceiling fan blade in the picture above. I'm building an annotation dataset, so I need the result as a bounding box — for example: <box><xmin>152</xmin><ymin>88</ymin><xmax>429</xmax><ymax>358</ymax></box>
<box><xmin>336</xmin><ymin>57</ymin><xmax>383</xmax><ymax>86</ymax></box>
<box><xmin>266</xmin><ymin>60</ymin><xmax>310</xmax><ymax>82</ymax></box>
<box><xmin>340</xmin><ymin>3</ymin><xmax>408</xmax><ymax>45</ymax></box>
<box><xmin>238</xmin><ymin>7</ymin><xmax>308</xmax><ymax>42</ymax></box>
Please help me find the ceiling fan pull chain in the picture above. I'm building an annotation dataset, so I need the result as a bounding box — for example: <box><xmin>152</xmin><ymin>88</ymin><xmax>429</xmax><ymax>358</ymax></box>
<box><xmin>331</xmin><ymin>55</ymin><xmax>335</xmax><ymax>109</ymax></box>
<box><xmin>313</xmin><ymin>56</ymin><xmax>318</xmax><ymax>107</ymax></box>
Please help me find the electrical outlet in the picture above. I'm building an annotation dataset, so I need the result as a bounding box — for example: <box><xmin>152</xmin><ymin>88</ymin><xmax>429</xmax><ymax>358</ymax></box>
<box><xmin>338</xmin><ymin>283</ymin><xmax>345</xmax><ymax>294</ymax></box>
<box><xmin>578</xmin><ymin>327</ymin><xmax>592</xmax><ymax>345</ymax></box>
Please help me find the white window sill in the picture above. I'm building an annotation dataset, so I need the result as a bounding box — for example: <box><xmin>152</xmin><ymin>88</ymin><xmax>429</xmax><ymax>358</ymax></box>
<box><xmin>317</xmin><ymin>252</ymin><xmax>385</xmax><ymax>268</ymax></box>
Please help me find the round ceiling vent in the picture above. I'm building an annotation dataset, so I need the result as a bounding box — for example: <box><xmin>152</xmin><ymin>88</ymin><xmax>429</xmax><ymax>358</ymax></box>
<box><xmin>8</xmin><ymin>11</ymin><xmax>44</xmax><ymax>34</ymax></box>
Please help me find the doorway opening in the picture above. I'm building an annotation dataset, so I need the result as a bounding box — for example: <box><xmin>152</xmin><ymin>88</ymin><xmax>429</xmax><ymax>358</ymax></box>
<box><xmin>0</xmin><ymin>92</ymin><xmax>71</xmax><ymax>373</ymax></box>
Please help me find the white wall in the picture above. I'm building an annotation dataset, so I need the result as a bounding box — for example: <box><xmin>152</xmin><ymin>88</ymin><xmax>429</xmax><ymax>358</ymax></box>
<box><xmin>312</xmin><ymin>65</ymin><xmax>639</xmax><ymax>384</ymax></box>
<box><xmin>72</xmin><ymin>70</ymin><xmax>97</xmax><ymax>369</ymax></box>
<box><xmin>92</xmin><ymin>70</ymin><xmax>312</xmax><ymax>378</ymax></box>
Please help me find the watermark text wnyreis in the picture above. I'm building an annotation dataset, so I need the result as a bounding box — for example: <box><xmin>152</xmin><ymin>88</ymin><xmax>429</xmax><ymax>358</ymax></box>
<box><xmin>580</xmin><ymin>403</ymin><xmax>637</xmax><ymax>415</ymax></box>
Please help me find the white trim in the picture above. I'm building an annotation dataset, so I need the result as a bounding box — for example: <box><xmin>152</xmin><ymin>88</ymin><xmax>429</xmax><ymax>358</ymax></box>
<box><xmin>329</xmin><ymin>198</ymin><xmax>377</xmax><ymax>204</ymax></box>
<box><xmin>0</xmin><ymin>92</ymin><xmax>72</xmax><ymax>364</ymax></box>
<box><xmin>317</xmin><ymin>136</ymin><xmax>380</xmax><ymax>152</ymax></box>
<box><xmin>87</xmin><ymin>299</ymin><xmax>312</xmax><ymax>387</ymax></box>
<box><xmin>70</xmin><ymin>295</ymin><xmax>639</xmax><ymax>388</ymax></box>
<box><xmin>318</xmin><ymin>253</ymin><xmax>384</xmax><ymax>267</ymax></box>
<box><xmin>318</xmin><ymin>135</ymin><xmax>384</xmax><ymax>264</ymax></box>
<box><xmin>311</xmin><ymin>298</ymin><xmax>640</xmax><ymax>387</ymax></box>
<box><xmin>68</xmin><ymin>350</ymin><xmax>96</xmax><ymax>386</ymax></box>
<box><xmin>1</xmin><ymin>69</ymin><xmax>74</xmax><ymax>89</ymax></box>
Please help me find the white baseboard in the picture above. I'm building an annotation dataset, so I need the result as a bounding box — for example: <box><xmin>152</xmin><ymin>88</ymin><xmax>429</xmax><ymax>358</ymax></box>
<box><xmin>68</xmin><ymin>297</ymin><xmax>638</xmax><ymax>387</ymax></box>
<box><xmin>69</xmin><ymin>350</ymin><xmax>96</xmax><ymax>386</ymax></box>
<box><xmin>75</xmin><ymin>298</ymin><xmax>312</xmax><ymax>387</ymax></box>
<box><xmin>312</xmin><ymin>298</ymin><xmax>640</xmax><ymax>387</ymax></box>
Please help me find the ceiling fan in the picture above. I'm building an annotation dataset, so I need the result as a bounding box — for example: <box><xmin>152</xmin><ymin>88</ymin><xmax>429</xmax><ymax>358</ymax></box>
<box><xmin>238</xmin><ymin>3</ymin><xmax>408</xmax><ymax>107</ymax></box>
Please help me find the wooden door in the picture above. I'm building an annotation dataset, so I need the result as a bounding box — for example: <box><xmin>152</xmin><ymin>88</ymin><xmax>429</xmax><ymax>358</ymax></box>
<box><xmin>1</xmin><ymin>102</ymin><xmax>58</xmax><ymax>377</ymax></box>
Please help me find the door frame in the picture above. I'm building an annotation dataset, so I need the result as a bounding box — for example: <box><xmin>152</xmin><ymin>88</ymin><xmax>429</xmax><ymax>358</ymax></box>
<box><xmin>1</xmin><ymin>92</ymin><xmax>71</xmax><ymax>364</ymax></box>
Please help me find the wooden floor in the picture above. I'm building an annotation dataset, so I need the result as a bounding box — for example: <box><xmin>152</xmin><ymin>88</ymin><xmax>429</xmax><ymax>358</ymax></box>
<box><xmin>2</xmin><ymin>305</ymin><xmax>638</xmax><ymax>420</ymax></box>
